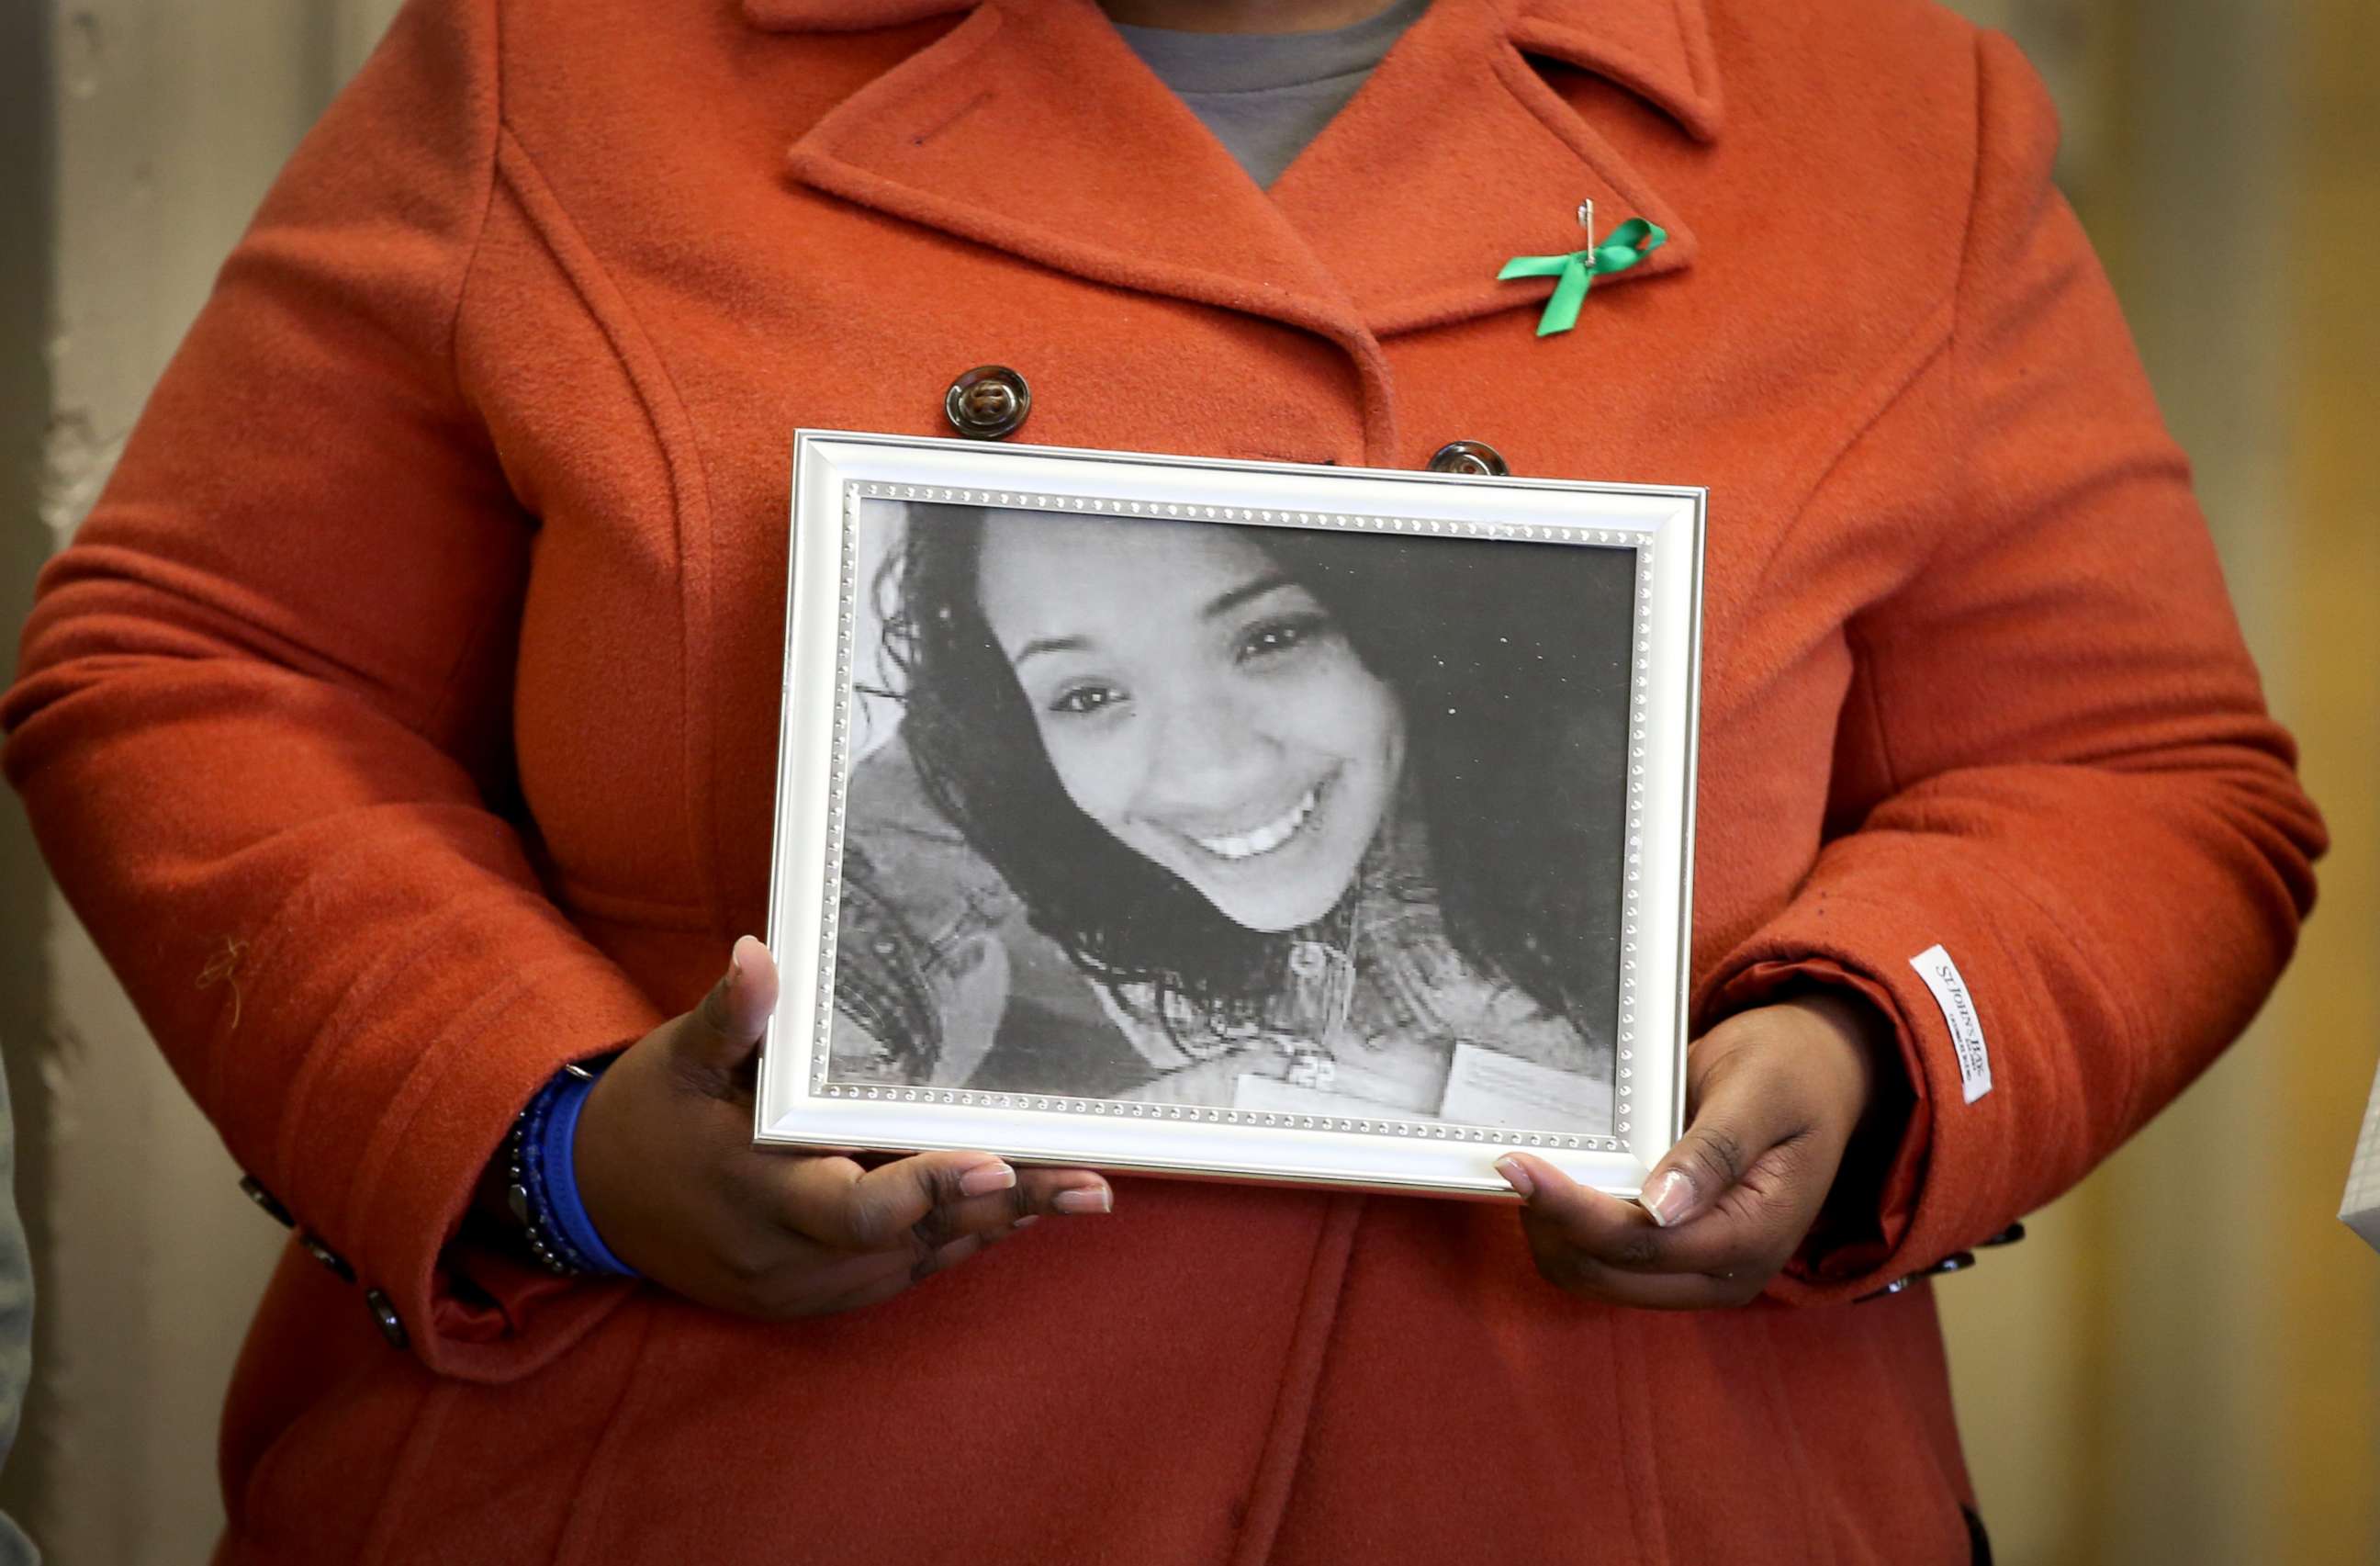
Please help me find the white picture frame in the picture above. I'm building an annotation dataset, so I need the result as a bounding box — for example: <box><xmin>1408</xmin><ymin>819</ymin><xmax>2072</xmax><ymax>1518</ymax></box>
<box><xmin>758</xmin><ymin>430</ymin><xmax>1701</xmax><ymax>1201</ymax></box>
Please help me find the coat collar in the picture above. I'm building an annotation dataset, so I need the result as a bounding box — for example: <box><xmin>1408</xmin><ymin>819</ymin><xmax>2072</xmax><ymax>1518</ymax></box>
<box><xmin>748</xmin><ymin>0</ymin><xmax>1716</xmax><ymax>427</ymax></box>
<box><xmin>742</xmin><ymin>0</ymin><xmax>1725</xmax><ymax>142</ymax></box>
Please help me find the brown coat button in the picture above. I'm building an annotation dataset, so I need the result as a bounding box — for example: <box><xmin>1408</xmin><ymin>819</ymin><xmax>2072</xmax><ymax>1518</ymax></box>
<box><xmin>365</xmin><ymin>1289</ymin><xmax>409</xmax><ymax>1350</ymax></box>
<box><xmin>944</xmin><ymin>366</ymin><xmax>1031</xmax><ymax>439</ymax></box>
<box><xmin>1427</xmin><ymin>440</ymin><xmax>1510</xmax><ymax>477</ymax></box>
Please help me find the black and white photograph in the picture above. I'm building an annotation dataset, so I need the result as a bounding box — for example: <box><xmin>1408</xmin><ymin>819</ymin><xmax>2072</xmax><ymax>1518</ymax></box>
<box><xmin>759</xmin><ymin>434</ymin><xmax>1703</xmax><ymax>1194</ymax></box>
<box><xmin>826</xmin><ymin>494</ymin><xmax>1638</xmax><ymax>1138</ymax></box>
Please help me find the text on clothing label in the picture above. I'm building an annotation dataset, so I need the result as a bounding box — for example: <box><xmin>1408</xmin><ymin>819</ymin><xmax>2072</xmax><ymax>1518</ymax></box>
<box><xmin>1909</xmin><ymin>944</ymin><xmax>1992</xmax><ymax>1103</ymax></box>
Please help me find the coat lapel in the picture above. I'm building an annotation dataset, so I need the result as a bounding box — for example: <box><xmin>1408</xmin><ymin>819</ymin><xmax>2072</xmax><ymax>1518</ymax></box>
<box><xmin>1504</xmin><ymin>0</ymin><xmax>1723</xmax><ymax>143</ymax></box>
<box><xmin>779</xmin><ymin>0</ymin><xmax>1360</xmax><ymax>322</ymax></box>
<box><xmin>751</xmin><ymin>0</ymin><xmax>1717</xmax><ymax>343</ymax></box>
<box><xmin>1269</xmin><ymin>0</ymin><xmax>1705</xmax><ymax>337</ymax></box>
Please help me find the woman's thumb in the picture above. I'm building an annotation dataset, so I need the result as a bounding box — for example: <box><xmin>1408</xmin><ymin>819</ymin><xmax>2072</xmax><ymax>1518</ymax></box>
<box><xmin>1641</xmin><ymin>1076</ymin><xmax>1778</xmax><ymax>1228</ymax></box>
<box><xmin>674</xmin><ymin>935</ymin><xmax>780</xmax><ymax>1079</ymax></box>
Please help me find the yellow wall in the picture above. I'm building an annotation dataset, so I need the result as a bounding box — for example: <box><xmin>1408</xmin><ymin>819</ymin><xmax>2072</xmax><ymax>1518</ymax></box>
<box><xmin>2273</xmin><ymin>0</ymin><xmax>2380</xmax><ymax>1554</ymax></box>
<box><xmin>1939</xmin><ymin>2</ymin><xmax>2380</xmax><ymax>1561</ymax></box>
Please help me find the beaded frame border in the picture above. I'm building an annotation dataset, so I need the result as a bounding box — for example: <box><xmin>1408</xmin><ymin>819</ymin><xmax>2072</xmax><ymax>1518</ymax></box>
<box><xmin>799</xmin><ymin>480</ymin><xmax>1655</xmax><ymax>1158</ymax></box>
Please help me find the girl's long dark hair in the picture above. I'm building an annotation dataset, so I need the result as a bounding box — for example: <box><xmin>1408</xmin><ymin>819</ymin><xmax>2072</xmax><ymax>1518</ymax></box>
<box><xmin>879</xmin><ymin>503</ymin><xmax>1633</xmax><ymax>1044</ymax></box>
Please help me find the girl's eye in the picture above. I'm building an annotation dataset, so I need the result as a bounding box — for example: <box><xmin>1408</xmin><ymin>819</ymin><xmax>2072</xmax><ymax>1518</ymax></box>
<box><xmin>1239</xmin><ymin>612</ymin><xmax>1331</xmax><ymax>662</ymax></box>
<box><xmin>1048</xmin><ymin>683</ymin><xmax>1125</xmax><ymax>717</ymax></box>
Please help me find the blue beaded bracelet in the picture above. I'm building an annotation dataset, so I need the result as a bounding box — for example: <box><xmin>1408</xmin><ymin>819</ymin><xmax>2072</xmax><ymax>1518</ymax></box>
<box><xmin>506</xmin><ymin>1064</ymin><xmax>638</xmax><ymax>1279</ymax></box>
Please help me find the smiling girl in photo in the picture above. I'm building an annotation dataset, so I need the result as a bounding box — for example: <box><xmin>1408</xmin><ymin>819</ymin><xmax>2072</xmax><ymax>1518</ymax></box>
<box><xmin>831</xmin><ymin>501</ymin><xmax>1635</xmax><ymax>1132</ymax></box>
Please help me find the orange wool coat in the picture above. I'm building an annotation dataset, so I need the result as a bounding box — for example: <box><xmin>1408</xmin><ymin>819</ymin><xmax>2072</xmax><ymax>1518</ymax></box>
<box><xmin>3</xmin><ymin>0</ymin><xmax>2323</xmax><ymax>1559</ymax></box>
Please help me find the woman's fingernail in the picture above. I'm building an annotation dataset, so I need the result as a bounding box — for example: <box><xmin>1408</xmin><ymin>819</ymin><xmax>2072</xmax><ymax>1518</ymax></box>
<box><xmin>1010</xmin><ymin>1214</ymin><xmax>1039</xmax><ymax>1230</ymax></box>
<box><xmin>1644</xmin><ymin>1170</ymin><xmax>1697</xmax><ymax>1228</ymax></box>
<box><xmin>1052</xmin><ymin>1185</ymin><xmax>1112</xmax><ymax>1215</ymax></box>
<box><xmin>958</xmin><ymin>1161</ymin><xmax>1016</xmax><ymax>1198</ymax></box>
<box><xmin>1495</xmin><ymin>1155</ymin><xmax>1535</xmax><ymax>1199</ymax></box>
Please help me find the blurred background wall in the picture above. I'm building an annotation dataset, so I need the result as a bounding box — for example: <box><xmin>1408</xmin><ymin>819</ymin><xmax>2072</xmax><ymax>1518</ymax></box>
<box><xmin>1937</xmin><ymin>3</ymin><xmax>2380</xmax><ymax>1561</ymax></box>
<box><xmin>0</xmin><ymin>8</ymin><xmax>409</xmax><ymax>1560</ymax></box>
<box><xmin>0</xmin><ymin>0</ymin><xmax>2374</xmax><ymax>1560</ymax></box>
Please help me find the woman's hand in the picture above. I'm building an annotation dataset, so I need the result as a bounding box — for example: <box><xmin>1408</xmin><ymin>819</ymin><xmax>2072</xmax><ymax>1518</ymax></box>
<box><xmin>1493</xmin><ymin>992</ymin><xmax>1887</xmax><ymax>1309</ymax></box>
<box><xmin>573</xmin><ymin>937</ymin><xmax>1115</xmax><ymax>1319</ymax></box>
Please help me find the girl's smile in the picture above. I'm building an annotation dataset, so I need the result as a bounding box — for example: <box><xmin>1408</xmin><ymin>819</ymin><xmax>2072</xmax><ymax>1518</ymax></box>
<box><xmin>976</xmin><ymin>513</ymin><xmax>1407</xmax><ymax>932</ymax></box>
<box><xmin>1183</xmin><ymin>774</ymin><xmax>1322</xmax><ymax>861</ymax></box>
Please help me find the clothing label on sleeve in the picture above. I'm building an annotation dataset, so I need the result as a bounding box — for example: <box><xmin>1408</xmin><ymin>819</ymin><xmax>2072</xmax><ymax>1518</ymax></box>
<box><xmin>1909</xmin><ymin>944</ymin><xmax>1993</xmax><ymax>1103</ymax></box>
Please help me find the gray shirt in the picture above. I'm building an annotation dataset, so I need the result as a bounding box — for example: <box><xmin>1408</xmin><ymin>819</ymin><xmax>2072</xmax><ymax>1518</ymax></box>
<box><xmin>1115</xmin><ymin>0</ymin><xmax>1431</xmax><ymax>188</ymax></box>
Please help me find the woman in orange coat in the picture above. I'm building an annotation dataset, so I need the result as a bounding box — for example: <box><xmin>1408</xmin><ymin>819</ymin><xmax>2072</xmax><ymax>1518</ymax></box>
<box><xmin>3</xmin><ymin>0</ymin><xmax>2322</xmax><ymax>1559</ymax></box>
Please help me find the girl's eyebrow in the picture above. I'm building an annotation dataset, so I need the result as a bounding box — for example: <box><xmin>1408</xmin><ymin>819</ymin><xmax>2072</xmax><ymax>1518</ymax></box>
<box><xmin>1202</xmin><ymin>572</ymin><xmax>1294</xmax><ymax>622</ymax></box>
<box><xmin>1010</xmin><ymin>570</ymin><xmax>1295</xmax><ymax>668</ymax></box>
<box><xmin>1010</xmin><ymin>633</ymin><xmax>1087</xmax><ymax>669</ymax></box>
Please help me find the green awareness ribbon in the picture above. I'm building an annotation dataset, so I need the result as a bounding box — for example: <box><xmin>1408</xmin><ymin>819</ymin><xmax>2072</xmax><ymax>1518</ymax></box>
<box><xmin>1497</xmin><ymin>218</ymin><xmax>1667</xmax><ymax>337</ymax></box>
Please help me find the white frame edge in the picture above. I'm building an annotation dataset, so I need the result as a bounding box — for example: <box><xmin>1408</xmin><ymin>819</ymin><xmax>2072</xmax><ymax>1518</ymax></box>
<box><xmin>758</xmin><ymin>431</ymin><xmax>1701</xmax><ymax>1200</ymax></box>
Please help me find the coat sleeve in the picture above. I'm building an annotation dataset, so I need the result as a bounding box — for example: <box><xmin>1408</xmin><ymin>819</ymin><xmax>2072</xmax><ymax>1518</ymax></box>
<box><xmin>1</xmin><ymin>0</ymin><xmax>667</xmax><ymax>1380</ymax></box>
<box><xmin>1697</xmin><ymin>29</ymin><xmax>2326</xmax><ymax>1302</ymax></box>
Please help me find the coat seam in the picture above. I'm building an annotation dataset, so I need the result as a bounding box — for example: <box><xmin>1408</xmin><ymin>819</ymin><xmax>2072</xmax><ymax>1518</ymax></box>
<box><xmin>423</xmin><ymin>0</ymin><xmax>531</xmax><ymax>749</ymax></box>
<box><xmin>1843</xmin><ymin>617</ymin><xmax>1903</xmax><ymax>801</ymax></box>
<box><xmin>1667</xmin><ymin>0</ymin><xmax>1704</xmax><ymax>101</ymax></box>
<box><xmin>1942</xmin><ymin>28</ymin><xmax>1990</xmax><ymax>586</ymax></box>
<box><xmin>1710</xmin><ymin>305</ymin><xmax>1954</xmax><ymax>655</ymax></box>
<box><xmin>443</xmin><ymin>0</ymin><xmax>505</xmax><ymax>391</ymax></box>
<box><xmin>354</xmin><ymin>1380</ymin><xmax>461</xmax><ymax>1566</ymax></box>
<box><xmin>1709</xmin><ymin>30</ymin><xmax>1981</xmax><ymax>650</ymax></box>
<box><xmin>548</xmin><ymin>875</ymin><xmax>716</xmax><ymax>931</ymax></box>
<box><xmin>1603</xmin><ymin>1313</ymin><xmax>1665</xmax><ymax>1563</ymax></box>
<box><xmin>1752</xmin><ymin>1311</ymin><xmax>1833</xmax><ymax>1566</ymax></box>
<box><xmin>491</xmin><ymin>123</ymin><xmax>730</xmax><ymax>943</ymax></box>
<box><xmin>552</xmin><ymin>1298</ymin><xmax>664</xmax><ymax>1564</ymax></box>
<box><xmin>1226</xmin><ymin>1194</ymin><xmax>1364</xmax><ymax>1566</ymax></box>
